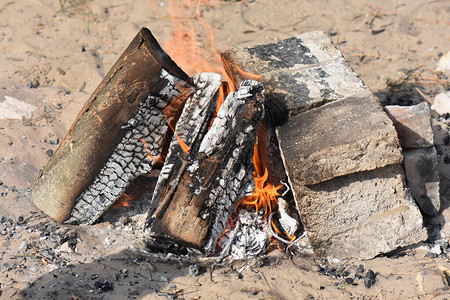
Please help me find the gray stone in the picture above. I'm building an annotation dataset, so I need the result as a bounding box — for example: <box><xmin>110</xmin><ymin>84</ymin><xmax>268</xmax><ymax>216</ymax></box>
<box><xmin>222</xmin><ymin>31</ymin><xmax>371</xmax><ymax>115</ymax></box>
<box><xmin>277</xmin><ymin>96</ymin><xmax>403</xmax><ymax>186</ymax></box>
<box><xmin>416</xmin><ymin>269</ymin><xmax>449</xmax><ymax>294</ymax></box>
<box><xmin>385</xmin><ymin>102</ymin><xmax>434</xmax><ymax>148</ymax></box>
<box><xmin>403</xmin><ymin>147</ymin><xmax>440</xmax><ymax>216</ymax></box>
<box><xmin>293</xmin><ymin>164</ymin><xmax>427</xmax><ymax>260</ymax></box>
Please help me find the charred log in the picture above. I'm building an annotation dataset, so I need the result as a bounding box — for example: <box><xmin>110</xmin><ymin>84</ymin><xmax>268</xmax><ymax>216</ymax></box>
<box><xmin>146</xmin><ymin>80</ymin><xmax>265</xmax><ymax>253</ymax></box>
<box><xmin>32</xmin><ymin>27</ymin><xmax>192</xmax><ymax>223</ymax></box>
<box><xmin>66</xmin><ymin>84</ymin><xmax>192</xmax><ymax>225</ymax></box>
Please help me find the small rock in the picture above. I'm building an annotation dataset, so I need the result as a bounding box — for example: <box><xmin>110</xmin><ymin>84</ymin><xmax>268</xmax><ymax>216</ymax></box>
<box><xmin>356</xmin><ymin>264</ymin><xmax>365</xmax><ymax>274</ymax></box>
<box><xmin>160</xmin><ymin>275</ymin><xmax>169</xmax><ymax>282</ymax></box>
<box><xmin>0</xmin><ymin>96</ymin><xmax>37</xmax><ymax>120</ymax></box>
<box><xmin>432</xmin><ymin>92</ymin><xmax>450</xmax><ymax>115</ymax></box>
<box><xmin>384</xmin><ymin>103</ymin><xmax>434</xmax><ymax>148</ymax></box>
<box><xmin>417</xmin><ymin>269</ymin><xmax>449</xmax><ymax>294</ymax></box>
<box><xmin>94</xmin><ymin>279</ymin><xmax>114</xmax><ymax>292</ymax></box>
<box><xmin>104</xmin><ymin>237</ymin><xmax>115</xmax><ymax>246</ymax></box>
<box><xmin>436</xmin><ymin>50</ymin><xmax>450</xmax><ymax>75</ymax></box>
<box><xmin>188</xmin><ymin>264</ymin><xmax>200</xmax><ymax>276</ymax></box>
<box><xmin>403</xmin><ymin>147</ymin><xmax>440</xmax><ymax>216</ymax></box>
<box><xmin>45</xmin><ymin>149</ymin><xmax>54</xmax><ymax>157</ymax></box>
<box><xmin>57</xmin><ymin>241</ymin><xmax>74</xmax><ymax>253</ymax></box>
<box><xmin>425</xmin><ymin>252</ymin><xmax>438</xmax><ymax>258</ymax></box>
<box><xmin>17</xmin><ymin>215</ymin><xmax>25</xmax><ymax>225</ymax></box>
<box><xmin>430</xmin><ymin>244</ymin><xmax>442</xmax><ymax>255</ymax></box>
<box><xmin>18</xmin><ymin>241</ymin><xmax>27</xmax><ymax>252</ymax></box>
<box><xmin>56</xmin><ymin>67</ymin><xmax>66</xmax><ymax>75</ymax></box>
<box><xmin>344</xmin><ymin>277</ymin><xmax>354</xmax><ymax>285</ymax></box>
<box><xmin>364</xmin><ymin>269</ymin><xmax>376</xmax><ymax>288</ymax></box>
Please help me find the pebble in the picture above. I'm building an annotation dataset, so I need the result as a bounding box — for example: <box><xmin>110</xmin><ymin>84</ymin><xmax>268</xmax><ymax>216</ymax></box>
<box><xmin>432</xmin><ymin>92</ymin><xmax>450</xmax><ymax>115</ymax></box>
<box><xmin>425</xmin><ymin>252</ymin><xmax>438</xmax><ymax>258</ymax></box>
<box><xmin>364</xmin><ymin>269</ymin><xmax>376</xmax><ymax>288</ymax></box>
<box><xmin>18</xmin><ymin>241</ymin><xmax>27</xmax><ymax>252</ymax></box>
<box><xmin>188</xmin><ymin>264</ymin><xmax>200</xmax><ymax>276</ymax></box>
<box><xmin>160</xmin><ymin>275</ymin><xmax>169</xmax><ymax>282</ymax></box>
<box><xmin>344</xmin><ymin>277</ymin><xmax>354</xmax><ymax>285</ymax></box>
<box><xmin>45</xmin><ymin>149</ymin><xmax>54</xmax><ymax>157</ymax></box>
<box><xmin>17</xmin><ymin>215</ymin><xmax>25</xmax><ymax>225</ymax></box>
<box><xmin>356</xmin><ymin>264</ymin><xmax>365</xmax><ymax>274</ymax></box>
<box><xmin>94</xmin><ymin>279</ymin><xmax>114</xmax><ymax>292</ymax></box>
<box><xmin>430</xmin><ymin>244</ymin><xmax>442</xmax><ymax>255</ymax></box>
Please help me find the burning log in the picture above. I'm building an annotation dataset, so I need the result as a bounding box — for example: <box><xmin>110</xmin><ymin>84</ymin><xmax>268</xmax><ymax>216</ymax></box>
<box><xmin>32</xmin><ymin>28</ymin><xmax>192</xmax><ymax>223</ymax></box>
<box><xmin>146</xmin><ymin>80</ymin><xmax>265</xmax><ymax>253</ymax></box>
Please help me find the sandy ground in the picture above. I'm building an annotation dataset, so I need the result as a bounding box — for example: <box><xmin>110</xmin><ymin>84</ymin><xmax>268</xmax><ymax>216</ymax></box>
<box><xmin>0</xmin><ymin>0</ymin><xmax>449</xmax><ymax>299</ymax></box>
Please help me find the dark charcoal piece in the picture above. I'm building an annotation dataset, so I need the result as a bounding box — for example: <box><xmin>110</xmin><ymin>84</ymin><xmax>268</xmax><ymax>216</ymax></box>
<box><xmin>356</xmin><ymin>264</ymin><xmax>365</xmax><ymax>274</ymax></box>
<box><xmin>344</xmin><ymin>277</ymin><xmax>354</xmax><ymax>285</ymax></box>
<box><xmin>94</xmin><ymin>279</ymin><xmax>114</xmax><ymax>292</ymax></box>
<box><xmin>364</xmin><ymin>269</ymin><xmax>376</xmax><ymax>288</ymax></box>
<box><xmin>17</xmin><ymin>215</ymin><xmax>25</xmax><ymax>225</ymax></box>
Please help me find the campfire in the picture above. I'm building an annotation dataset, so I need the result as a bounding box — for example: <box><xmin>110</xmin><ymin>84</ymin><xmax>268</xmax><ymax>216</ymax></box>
<box><xmin>31</xmin><ymin>27</ymin><xmax>302</xmax><ymax>259</ymax></box>
<box><xmin>31</xmin><ymin>21</ymin><xmax>430</xmax><ymax>260</ymax></box>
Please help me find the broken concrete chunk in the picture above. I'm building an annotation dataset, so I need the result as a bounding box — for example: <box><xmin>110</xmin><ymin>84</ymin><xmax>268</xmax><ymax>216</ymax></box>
<box><xmin>277</xmin><ymin>96</ymin><xmax>403</xmax><ymax>186</ymax></box>
<box><xmin>222</xmin><ymin>31</ymin><xmax>372</xmax><ymax>115</ymax></box>
<box><xmin>416</xmin><ymin>268</ymin><xmax>450</xmax><ymax>295</ymax></box>
<box><xmin>0</xmin><ymin>96</ymin><xmax>37</xmax><ymax>120</ymax></box>
<box><xmin>294</xmin><ymin>164</ymin><xmax>427</xmax><ymax>260</ymax></box>
<box><xmin>385</xmin><ymin>102</ymin><xmax>434</xmax><ymax>148</ymax></box>
<box><xmin>403</xmin><ymin>147</ymin><xmax>440</xmax><ymax>216</ymax></box>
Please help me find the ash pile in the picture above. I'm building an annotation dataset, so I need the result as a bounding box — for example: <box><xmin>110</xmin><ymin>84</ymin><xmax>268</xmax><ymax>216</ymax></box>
<box><xmin>30</xmin><ymin>27</ymin><xmax>449</xmax><ymax>261</ymax></box>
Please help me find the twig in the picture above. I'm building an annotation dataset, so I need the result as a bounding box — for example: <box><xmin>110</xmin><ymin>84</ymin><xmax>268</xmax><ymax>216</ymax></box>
<box><xmin>415</xmin><ymin>88</ymin><xmax>434</xmax><ymax>104</ymax></box>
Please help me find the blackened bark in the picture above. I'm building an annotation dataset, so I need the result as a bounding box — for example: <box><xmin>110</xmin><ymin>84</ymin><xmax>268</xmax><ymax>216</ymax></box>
<box><xmin>32</xmin><ymin>28</ymin><xmax>192</xmax><ymax>222</ymax></box>
<box><xmin>146</xmin><ymin>80</ymin><xmax>265</xmax><ymax>253</ymax></box>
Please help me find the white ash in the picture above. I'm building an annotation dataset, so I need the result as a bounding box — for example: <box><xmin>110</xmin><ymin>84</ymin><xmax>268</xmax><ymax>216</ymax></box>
<box><xmin>149</xmin><ymin>73</ymin><xmax>222</xmax><ymax>209</ymax></box>
<box><xmin>218</xmin><ymin>209</ymin><xmax>270</xmax><ymax>260</ymax></box>
<box><xmin>66</xmin><ymin>69</ymin><xmax>190</xmax><ymax>225</ymax></box>
<box><xmin>66</xmin><ymin>98</ymin><xmax>168</xmax><ymax>225</ymax></box>
<box><xmin>277</xmin><ymin>198</ymin><xmax>298</xmax><ymax>237</ymax></box>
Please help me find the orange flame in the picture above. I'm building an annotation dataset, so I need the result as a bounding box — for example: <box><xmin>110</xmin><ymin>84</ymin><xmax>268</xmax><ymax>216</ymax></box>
<box><xmin>138</xmin><ymin>138</ymin><xmax>163</xmax><ymax>164</ymax></box>
<box><xmin>241</xmin><ymin>122</ymin><xmax>283</xmax><ymax>219</ymax></box>
<box><xmin>111</xmin><ymin>193</ymin><xmax>135</xmax><ymax>208</ymax></box>
<box><xmin>163</xmin><ymin>87</ymin><xmax>193</xmax><ymax>154</ymax></box>
<box><xmin>162</xmin><ymin>0</ymin><xmax>297</xmax><ymax>248</ymax></box>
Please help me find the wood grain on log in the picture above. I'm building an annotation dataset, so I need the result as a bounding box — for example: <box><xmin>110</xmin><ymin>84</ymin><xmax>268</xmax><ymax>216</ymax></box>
<box><xmin>32</xmin><ymin>28</ymin><xmax>192</xmax><ymax>222</ymax></box>
<box><xmin>66</xmin><ymin>83</ymin><xmax>192</xmax><ymax>225</ymax></box>
<box><xmin>147</xmin><ymin>80</ymin><xmax>265</xmax><ymax>253</ymax></box>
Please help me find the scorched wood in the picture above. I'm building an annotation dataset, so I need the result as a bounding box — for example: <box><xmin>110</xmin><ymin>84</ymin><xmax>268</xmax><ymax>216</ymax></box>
<box><xmin>146</xmin><ymin>80</ymin><xmax>265</xmax><ymax>253</ymax></box>
<box><xmin>149</xmin><ymin>72</ymin><xmax>222</xmax><ymax>215</ymax></box>
<box><xmin>31</xmin><ymin>27</ymin><xmax>192</xmax><ymax>223</ymax></box>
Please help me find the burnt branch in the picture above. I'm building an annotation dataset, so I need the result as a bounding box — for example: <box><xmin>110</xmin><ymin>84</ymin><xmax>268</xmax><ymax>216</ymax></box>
<box><xmin>31</xmin><ymin>28</ymin><xmax>192</xmax><ymax>222</ymax></box>
<box><xmin>146</xmin><ymin>80</ymin><xmax>265</xmax><ymax>253</ymax></box>
<box><xmin>66</xmin><ymin>74</ymin><xmax>191</xmax><ymax>225</ymax></box>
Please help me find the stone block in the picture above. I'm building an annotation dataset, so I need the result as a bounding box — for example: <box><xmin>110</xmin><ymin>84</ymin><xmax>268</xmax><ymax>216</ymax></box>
<box><xmin>384</xmin><ymin>102</ymin><xmax>434</xmax><ymax>148</ymax></box>
<box><xmin>222</xmin><ymin>31</ymin><xmax>372</xmax><ymax>115</ymax></box>
<box><xmin>417</xmin><ymin>268</ymin><xmax>449</xmax><ymax>294</ymax></box>
<box><xmin>277</xmin><ymin>96</ymin><xmax>403</xmax><ymax>186</ymax></box>
<box><xmin>403</xmin><ymin>147</ymin><xmax>440</xmax><ymax>215</ymax></box>
<box><xmin>294</xmin><ymin>164</ymin><xmax>427</xmax><ymax>260</ymax></box>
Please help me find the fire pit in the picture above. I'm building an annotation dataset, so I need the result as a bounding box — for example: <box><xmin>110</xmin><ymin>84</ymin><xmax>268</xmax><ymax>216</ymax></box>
<box><xmin>31</xmin><ymin>27</ymin><xmax>427</xmax><ymax>261</ymax></box>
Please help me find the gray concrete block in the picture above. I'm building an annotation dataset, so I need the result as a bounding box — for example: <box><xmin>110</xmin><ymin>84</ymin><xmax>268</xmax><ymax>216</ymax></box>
<box><xmin>385</xmin><ymin>102</ymin><xmax>434</xmax><ymax>148</ymax></box>
<box><xmin>294</xmin><ymin>164</ymin><xmax>427</xmax><ymax>260</ymax></box>
<box><xmin>277</xmin><ymin>95</ymin><xmax>403</xmax><ymax>186</ymax></box>
<box><xmin>222</xmin><ymin>31</ymin><xmax>372</xmax><ymax>115</ymax></box>
<box><xmin>403</xmin><ymin>147</ymin><xmax>440</xmax><ymax>216</ymax></box>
